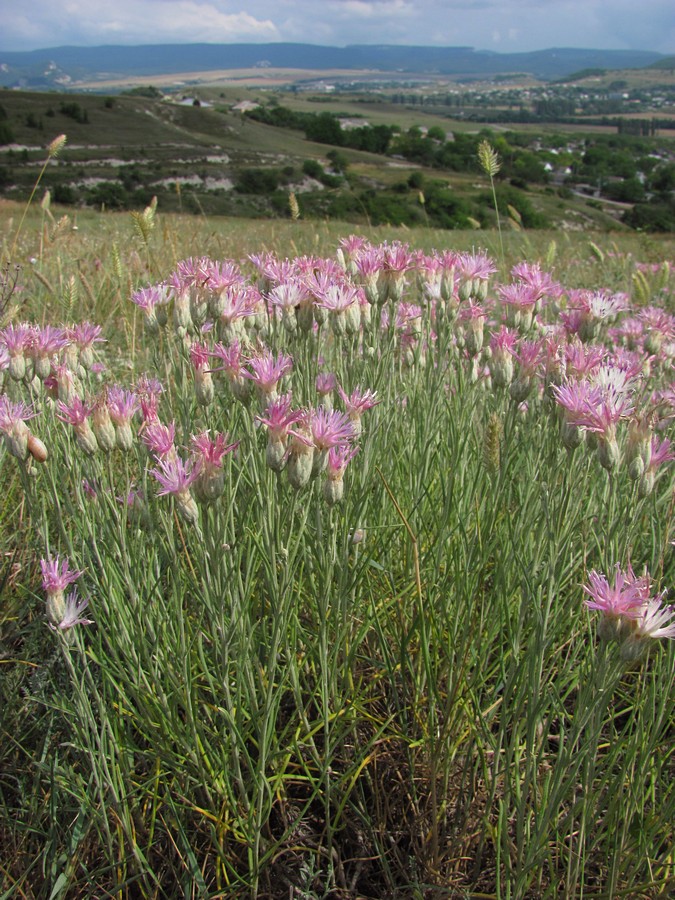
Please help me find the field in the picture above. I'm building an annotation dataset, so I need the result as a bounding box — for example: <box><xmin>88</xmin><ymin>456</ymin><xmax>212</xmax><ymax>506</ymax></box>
<box><xmin>1</xmin><ymin>187</ymin><xmax>675</xmax><ymax>898</ymax></box>
<box><xmin>3</xmin><ymin>82</ymin><xmax>674</xmax><ymax>235</ymax></box>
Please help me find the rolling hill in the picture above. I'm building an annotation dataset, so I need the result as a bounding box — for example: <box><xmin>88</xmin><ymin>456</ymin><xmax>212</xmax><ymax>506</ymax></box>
<box><xmin>0</xmin><ymin>44</ymin><xmax>667</xmax><ymax>89</ymax></box>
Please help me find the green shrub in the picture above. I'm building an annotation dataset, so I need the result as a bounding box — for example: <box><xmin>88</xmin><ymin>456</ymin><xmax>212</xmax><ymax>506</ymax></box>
<box><xmin>235</xmin><ymin>168</ymin><xmax>281</xmax><ymax>195</ymax></box>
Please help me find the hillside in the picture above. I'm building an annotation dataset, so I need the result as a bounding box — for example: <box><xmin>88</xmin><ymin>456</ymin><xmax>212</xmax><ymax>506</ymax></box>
<box><xmin>1</xmin><ymin>85</ymin><xmax>674</xmax><ymax>233</ymax></box>
<box><xmin>0</xmin><ymin>44</ymin><xmax>667</xmax><ymax>89</ymax></box>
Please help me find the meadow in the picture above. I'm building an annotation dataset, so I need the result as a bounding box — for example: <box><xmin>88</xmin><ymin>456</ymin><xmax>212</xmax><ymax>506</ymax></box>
<box><xmin>1</xmin><ymin>157</ymin><xmax>675</xmax><ymax>899</ymax></box>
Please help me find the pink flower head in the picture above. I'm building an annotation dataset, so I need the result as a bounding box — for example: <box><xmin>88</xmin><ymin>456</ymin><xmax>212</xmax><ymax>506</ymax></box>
<box><xmin>337</xmin><ymin>385</ymin><xmax>379</xmax><ymax>416</ymax></box>
<box><xmin>510</xmin><ymin>261</ymin><xmax>562</xmax><ymax>303</ymax></box>
<box><xmin>68</xmin><ymin>322</ymin><xmax>105</xmax><ymax>351</ymax></box>
<box><xmin>150</xmin><ymin>455</ymin><xmax>199</xmax><ymax>497</ymax></box>
<box><xmin>489</xmin><ymin>325</ymin><xmax>518</xmax><ymax>357</ymax></box>
<box><xmin>327</xmin><ymin>443</ymin><xmax>359</xmax><ymax>480</ymax></box>
<box><xmin>309</xmin><ymin>407</ymin><xmax>355</xmax><ymax>452</ymax></box>
<box><xmin>511</xmin><ymin>338</ymin><xmax>545</xmax><ymax>377</ymax></box>
<box><xmin>0</xmin><ymin>395</ymin><xmax>37</xmax><ymax>433</ymax></box>
<box><xmin>29</xmin><ymin>324</ymin><xmax>70</xmax><ymax>359</ymax></box>
<box><xmin>353</xmin><ymin>244</ymin><xmax>384</xmax><ymax>280</ymax></box>
<box><xmin>256</xmin><ymin>393</ymin><xmax>305</xmax><ymax>443</ymax></box>
<box><xmin>582</xmin><ymin>563</ymin><xmax>648</xmax><ymax>618</ymax></box>
<box><xmin>205</xmin><ymin>259</ymin><xmax>243</xmax><ymax>293</ymax></box>
<box><xmin>631</xmin><ymin>595</ymin><xmax>675</xmax><ymax>641</ymax></box>
<box><xmin>210</xmin><ymin>340</ymin><xmax>246</xmax><ymax>379</ymax></box>
<box><xmin>248</xmin><ymin>252</ymin><xmax>294</xmax><ymax>287</ymax></box>
<box><xmin>131</xmin><ymin>284</ymin><xmax>170</xmax><ymax>312</ymax></box>
<box><xmin>136</xmin><ymin>374</ymin><xmax>164</xmax><ymax>401</ymax></box>
<box><xmin>572</xmin><ymin>389</ymin><xmax>635</xmax><ymax>437</ymax></box>
<box><xmin>175</xmin><ymin>256</ymin><xmax>212</xmax><ymax>288</ymax></box>
<box><xmin>269</xmin><ymin>279</ymin><xmax>312</xmax><ymax>312</ymax></box>
<box><xmin>315</xmin><ymin>282</ymin><xmax>360</xmax><ymax>313</ymax></box>
<box><xmin>141</xmin><ymin>420</ymin><xmax>176</xmax><ymax>459</ymax></box>
<box><xmin>41</xmin><ymin>555</ymin><xmax>83</xmax><ymax>594</ymax></box>
<box><xmin>316</xmin><ymin>372</ymin><xmax>337</xmax><ymax>396</ymax></box>
<box><xmin>0</xmin><ymin>322</ymin><xmax>32</xmax><ymax>355</ymax></box>
<box><xmin>552</xmin><ymin>380</ymin><xmax>609</xmax><ymax>427</ymax></box>
<box><xmin>244</xmin><ymin>349</ymin><xmax>293</xmax><ymax>397</ymax></box>
<box><xmin>136</xmin><ymin>376</ymin><xmax>164</xmax><ymax>422</ymax></box>
<box><xmin>106</xmin><ymin>386</ymin><xmax>140</xmax><ymax>426</ymax></box>
<box><xmin>217</xmin><ymin>284</ymin><xmax>261</xmax><ymax>326</ymax></box>
<box><xmin>53</xmin><ymin>591</ymin><xmax>94</xmax><ymax>631</ymax></box>
<box><xmin>189</xmin><ymin>341</ymin><xmax>211</xmax><ymax>372</ymax></box>
<box><xmin>338</xmin><ymin>234</ymin><xmax>367</xmax><ymax>256</ymax></box>
<box><xmin>457</xmin><ymin>301</ymin><xmax>487</xmax><ymax>323</ymax></box>
<box><xmin>647</xmin><ymin>436</ymin><xmax>675</xmax><ymax>473</ymax></box>
<box><xmin>191</xmin><ymin>430</ymin><xmax>239</xmax><ymax>470</ymax></box>
<box><xmin>457</xmin><ymin>251</ymin><xmax>497</xmax><ymax>281</ymax></box>
<box><xmin>564</xmin><ymin>341</ymin><xmax>606</xmax><ymax>380</ymax></box>
<box><xmin>56</xmin><ymin>396</ymin><xmax>94</xmax><ymax>427</ymax></box>
<box><xmin>497</xmin><ymin>282</ymin><xmax>539</xmax><ymax>313</ymax></box>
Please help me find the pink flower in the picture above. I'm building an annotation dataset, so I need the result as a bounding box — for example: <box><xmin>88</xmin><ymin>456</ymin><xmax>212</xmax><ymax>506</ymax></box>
<box><xmin>205</xmin><ymin>259</ymin><xmax>243</xmax><ymax>293</ymax></box>
<box><xmin>315</xmin><ymin>282</ymin><xmax>360</xmax><ymax>314</ymax></box>
<box><xmin>52</xmin><ymin>591</ymin><xmax>94</xmax><ymax>631</ymax></box>
<box><xmin>141</xmin><ymin>421</ymin><xmax>176</xmax><ymax>459</ymax></box>
<box><xmin>583</xmin><ymin>564</ymin><xmax>648</xmax><ymax>619</ymax></box>
<box><xmin>41</xmin><ymin>555</ymin><xmax>83</xmax><ymax>594</ymax></box>
<box><xmin>189</xmin><ymin>341</ymin><xmax>211</xmax><ymax>372</ymax></box>
<box><xmin>269</xmin><ymin>279</ymin><xmax>312</xmax><ymax>313</ymax></box>
<box><xmin>151</xmin><ymin>456</ymin><xmax>199</xmax><ymax>497</ymax></box>
<box><xmin>131</xmin><ymin>284</ymin><xmax>169</xmax><ymax>312</ymax></box>
<box><xmin>244</xmin><ymin>350</ymin><xmax>293</xmax><ymax>399</ymax></box>
<box><xmin>316</xmin><ymin>372</ymin><xmax>337</xmax><ymax>397</ymax></box>
<box><xmin>309</xmin><ymin>407</ymin><xmax>355</xmax><ymax>452</ymax></box>
<box><xmin>68</xmin><ymin>322</ymin><xmax>105</xmax><ymax>351</ymax></box>
<box><xmin>191</xmin><ymin>430</ymin><xmax>239</xmax><ymax>469</ymax></box>
<box><xmin>191</xmin><ymin>430</ymin><xmax>239</xmax><ymax>503</ymax></box>
<box><xmin>327</xmin><ymin>444</ymin><xmax>359</xmax><ymax>481</ymax></box>
<box><xmin>631</xmin><ymin>595</ymin><xmax>675</xmax><ymax>641</ymax></box>
<box><xmin>458</xmin><ymin>250</ymin><xmax>495</xmax><ymax>280</ymax></box>
<box><xmin>257</xmin><ymin>393</ymin><xmax>305</xmax><ymax>443</ymax></box>
<box><xmin>510</xmin><ymin>261</ymin><xmax>562</xmax><ymax>303</ymax></box>
<box><xmin>0</xmin><ymin>395</ymin><xmax>37</xmax><ymax>460</ymax></box>
<box><xmin>106</xmin><ymin>386</ymin><xmax>140</xmax><ymax>426</ymax></box>
<box><xmin>497</xmin><ymin>282</ymin><xmax>539</xmax><ymax>312</ymax></box>
<box><xmin>564</xmin><ymin>342</ymin><xmax>606</xmax><ymax>380</ymax></box>
<box><xmin>56</xmin><ymin>396</ymin><xmax>94</xmax><ymax>427</ymax></box>
<box><xmin>511</xmin><ymin>338</ymin><xmax>545</xmax><ymax>377</ymax></box>
<box><xmin>28</xmin><ymin>324</ymin><xmax>70</xmax><ymax>360</ymax></box>
<box><xmin>648</xmin><ymin>436</ymin><xmax>675</xmax><ymax>472</ymax></box>
<box><xmin>337</xmin><ymin>386</ymin><xmax>379</xmax><ymax>434</ymax></box>
<box><xmin>0</xmin><ymin>395</ymin><xmax>36</xmax><ymax>433</ymax></box>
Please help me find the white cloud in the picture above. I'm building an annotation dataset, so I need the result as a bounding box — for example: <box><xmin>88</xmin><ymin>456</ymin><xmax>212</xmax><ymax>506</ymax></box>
<box><xmin>1</xmin><ymin>0</ymin><xmax>673</xmax><ymax>53</ymax></box>
<box><xmin>4</xmin><ymin>2</ymin><xmax>281</xmax><ymax>49</ymax></box>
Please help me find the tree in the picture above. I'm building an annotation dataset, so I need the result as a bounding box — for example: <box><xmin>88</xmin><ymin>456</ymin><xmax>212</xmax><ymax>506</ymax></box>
<box><xmin>304</xmin><ymin>113</ymin><xmax>343</xmax><ymax>146</ymax></box>
<box><xmin>326</xmin><ymin>149</ymin><xmax>349</xmax><ymax>173</ymax></box>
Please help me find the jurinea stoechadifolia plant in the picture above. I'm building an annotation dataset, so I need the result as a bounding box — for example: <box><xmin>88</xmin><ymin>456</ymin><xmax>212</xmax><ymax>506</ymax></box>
<box><xmin>2</xmin><ymin>232</ymin><xmax>675</xmax><ymax>896</ymax></box>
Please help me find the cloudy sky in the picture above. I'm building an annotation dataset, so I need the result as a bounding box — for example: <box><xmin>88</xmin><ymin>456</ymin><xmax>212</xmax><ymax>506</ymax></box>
<box><xmin>3</xmin><ymin>0</ymin><xmax>674</xmax><ymax>55</ymax></box>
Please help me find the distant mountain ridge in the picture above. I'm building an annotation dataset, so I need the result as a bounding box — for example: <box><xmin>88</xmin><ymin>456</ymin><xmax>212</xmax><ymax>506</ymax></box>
<box><xmin>0</xmin><ymin>43</ymin><xmax>667</xmax><ymax>87</ymax></box>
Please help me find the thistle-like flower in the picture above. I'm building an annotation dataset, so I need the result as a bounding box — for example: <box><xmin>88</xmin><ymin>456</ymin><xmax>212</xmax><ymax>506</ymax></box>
<box><xmin>142</xmin><ymin>421</ymin><xmax>176</xmax><ymax>462</ymax></box>
<box><xmin>244</xmin><ymin>349</ymin><xmax>293</xmax><ymax>404</ymax></box>
<box><xmin>41</xmin><ymin>555</ymin><xmax>83</xmax><ymax>626</ymax></box>
<box><xmin>52</xmin><ymin>591</ymin><xmax>94</xmax><ymax>631</ymax></box>
<box><xmin>191</xmin><ymin>430</ymin><xmax>239</xmax><ymax>503</ymax></box>
<box><xmin>106</xmin><ymin>386</ymin><xmax>140</xmax><ymax>451</ymax></box>
<box><xmin>337</xmin><ymin>385</ymin><xmax>379</xmax><ymax>437</ymax></box>
<box><xmin>0</xmin><ymin>395</ymin><xmax>37</xmax><ymax>460</ymax></box>
<box><xmin>56</xmin><ymin>396</ymin><xmax>98</xmax><ymax>455</ymax></box>
<box><xmin>190</xmin><ymin>341</ymin><xmax>215</xmax><ymax>406</ymax></box>
<box><xmin>150</xmin><ymin>455</ymin><xmax>200</xmax><ymax>524</ymax></box>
